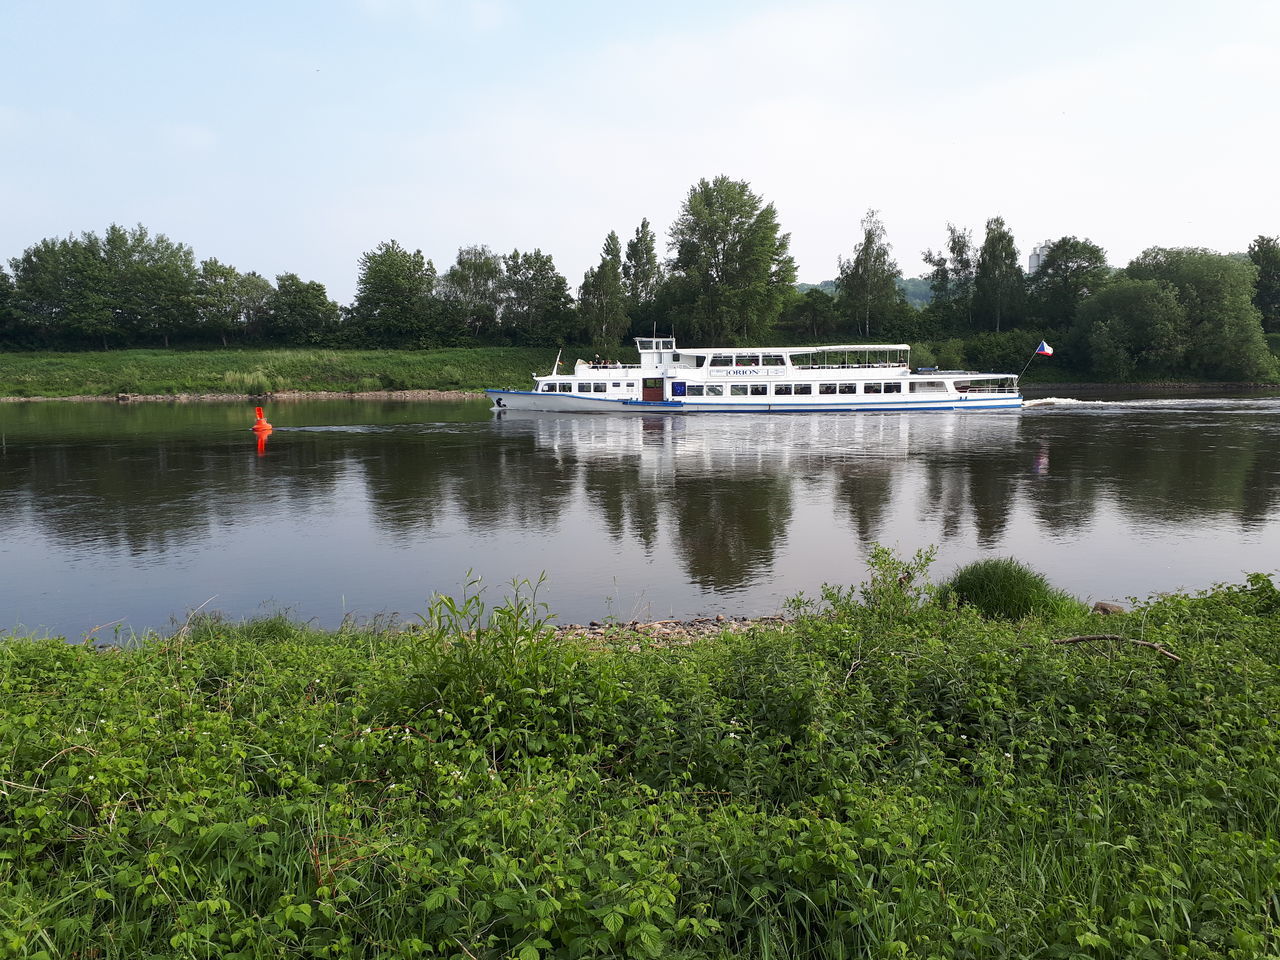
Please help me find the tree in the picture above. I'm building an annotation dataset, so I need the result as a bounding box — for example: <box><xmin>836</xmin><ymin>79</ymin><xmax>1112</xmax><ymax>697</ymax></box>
<box><xmin>836</xmin><ymin>209</ymin><xmax>904</xmax><ymax>339</ymax></box>
<box><xmin>579</xmin><ymin>231</ymin><xmax>628</xmax><ymax>350</ymax></box>
<box><xmin>440</xmin><ymin>245</ymin><xmax>504</xmax><ymax>340</ymax></box>
<box><xmin>922</xmin><ymin>223</ymin><xmax>975</xmax><ymax>334</ymax></box>
<box><xmin>622</xmin><ymin>218</ymin><xmax>662</xmax><ymax>313</ymax></box>
<box><xmin>973</xmin><ymin>216</ymin><xmax>1024</xmax><ymax>333</ymax></box>
<box><xmin>261</xmin><ymin>274</ymin><xmax>339</xmax><ymax>344</ymax></box>
<box><xmin>195</xmin><ymin>258</ymin><xmax>245</xmax><ymax>346</ymax></box>
<box><xmin>779</xmin><ymin>286</ymin><xmax>839</xmax><ymax>341</ymax></box>
<box><xmin>1126</xmin><ymin>247</ymin><xmax>1273</xmax><ymax>380</ymax></box>
<box><xmin>500</xmin><ymin>249</ymin><xmax>574</xmax><ymax>346</ymax></box>
<box><xmin>349</xmin><ymin>240</ymin><xmax>441</xmax><ymax>346</ymax></box>
<box><xmin>1026</xmin><ymin>236</ymin><xmax>1110</xmax><ymax>330</ymax></box>
<box><xmin>665</xmin><ymin>175</ymin><xmax>796</xmax><ymax>344</ymax></box>
<box><xmin>1073</xmin><ymin>278</ymin><xmax>1188</xmax><ymax>379</ymax></box>
<box><xmin>1248</xmin><ymin>235</ymin><xmax>1280</xmax><ymax>333</ymax></box>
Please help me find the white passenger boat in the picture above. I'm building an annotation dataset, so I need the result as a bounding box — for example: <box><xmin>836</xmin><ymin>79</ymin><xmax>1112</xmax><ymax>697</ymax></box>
<box><xmin>487</xmin><ymin>337</ymin><xmax>1022</xmax><ymax>413</ymax></box>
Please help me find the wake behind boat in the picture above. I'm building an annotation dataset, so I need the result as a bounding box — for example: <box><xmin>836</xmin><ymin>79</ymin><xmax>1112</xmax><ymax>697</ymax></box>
<box><xmin>487</xmin><ymin>337</ymin><xmax>1022</xmax><ymax>413</ymax></box>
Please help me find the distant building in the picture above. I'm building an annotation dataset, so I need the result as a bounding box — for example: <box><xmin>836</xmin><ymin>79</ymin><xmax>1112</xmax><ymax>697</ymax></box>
<box><xmin>1028</xmin><ymin>241</ymin><xmax>1053</xmax><ymax>273</ymax></box>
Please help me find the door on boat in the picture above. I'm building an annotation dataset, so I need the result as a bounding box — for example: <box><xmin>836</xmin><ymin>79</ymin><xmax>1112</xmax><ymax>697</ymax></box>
<box><xmin>642</xmin><ymin>378</ymin><xmax>663</xmax><ymax>401</ymax></box>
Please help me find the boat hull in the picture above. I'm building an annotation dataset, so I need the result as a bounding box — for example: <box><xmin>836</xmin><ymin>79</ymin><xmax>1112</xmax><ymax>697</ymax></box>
<box><xmin>486</xmin><ymin>389</ymin><xmax>1022</xmax><ymax>414</ymax></box>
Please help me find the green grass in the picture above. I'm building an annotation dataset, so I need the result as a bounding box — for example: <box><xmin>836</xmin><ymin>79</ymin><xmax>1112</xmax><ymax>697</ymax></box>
<box><xmin>0</xmin><ymin>346</ymin><xmax>567</xmax><ymax>398</ymax></box>
<box><xmin>941</xmin><ymin>555</ymin><xmax>1089</xmax><ymax>620</ymax></box>
<box><xmin>2</xmin><ymin>557</ymin><xmax>1280</xmax><ymax>958</ymax></box>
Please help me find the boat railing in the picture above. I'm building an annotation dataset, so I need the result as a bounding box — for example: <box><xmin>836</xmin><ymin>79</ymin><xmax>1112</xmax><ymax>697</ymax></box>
<box><xmin>964</xmin><ymin>384</ymin><xmax>1020</xmax><ymax>395</ymax></box>
<box><xmin>792</xmin><ymin>361</ymin><xmax>910</xmax><ymax>371</ymax></box>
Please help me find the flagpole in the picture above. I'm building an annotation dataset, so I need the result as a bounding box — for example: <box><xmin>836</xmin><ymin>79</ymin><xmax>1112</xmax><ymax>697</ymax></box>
<box><xmin>1018</xmin><ymin>345</ymin><xmax>1042</xmax><ymax>380</ymax></box>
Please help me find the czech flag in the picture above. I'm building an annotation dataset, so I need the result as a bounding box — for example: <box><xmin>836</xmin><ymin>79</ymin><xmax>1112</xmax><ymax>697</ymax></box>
<box><xmin>1035</xmin><ymin>341</ymin><xmax>1054</xmax><ymax>356</ymax></box>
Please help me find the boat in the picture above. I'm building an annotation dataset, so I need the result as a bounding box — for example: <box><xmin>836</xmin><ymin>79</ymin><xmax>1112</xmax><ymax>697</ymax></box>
<box><xmin>486</xmin><ymin>337</ymin><xmax>1022</xmax><ymax>413</ymax></box>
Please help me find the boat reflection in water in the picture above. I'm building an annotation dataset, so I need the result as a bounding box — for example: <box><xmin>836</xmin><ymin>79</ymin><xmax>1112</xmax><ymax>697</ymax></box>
<box><xmin>492</xmin><ymin>409</ymin><xmax>1026</xmax><ymax>594</ymax></box>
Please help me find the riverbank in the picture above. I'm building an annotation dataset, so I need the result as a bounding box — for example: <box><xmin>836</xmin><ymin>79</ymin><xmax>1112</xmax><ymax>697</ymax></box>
<box><xmin>0</xmin><ymin>346</ymin><xmax>560</xmax><ymax>399</ymax></box>
<box><xmin>3</xmin><ymin>346</ymin><xmax>1276</xmax><ymax>402</ymax></box>
<box><xmin>3</xmin><ymin>565</ymin><xmax>1278</xmax><ymax>958</ymax></box>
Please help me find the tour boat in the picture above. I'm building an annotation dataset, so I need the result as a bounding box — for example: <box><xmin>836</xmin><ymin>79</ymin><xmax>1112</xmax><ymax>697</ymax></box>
<box><xmin>486</xmin><ymin>337</ymin><xmax>1022</xmax><ymax>413</ymax></box>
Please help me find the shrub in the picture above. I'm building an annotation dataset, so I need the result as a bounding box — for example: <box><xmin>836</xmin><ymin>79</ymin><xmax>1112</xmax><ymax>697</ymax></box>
<box><xmin>941</xmin><ymin>556</ymin><xmax>1084</xmax><ymax>620</ymax></box>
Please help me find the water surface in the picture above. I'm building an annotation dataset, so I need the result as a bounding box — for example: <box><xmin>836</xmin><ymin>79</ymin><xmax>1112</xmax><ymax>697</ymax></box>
<box><xmin>2</xmin><ymin>396</ymin><xmax>1278</xmax><ymax>638</ymax></box>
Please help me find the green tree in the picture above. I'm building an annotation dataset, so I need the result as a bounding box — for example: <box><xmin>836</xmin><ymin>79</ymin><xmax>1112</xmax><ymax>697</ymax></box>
<box><xmin>236</xmin><ymin>272</ymin><xmax>275</xmax><ymax>340</ymax></box>
<box><xmin>349</xmin><ymin>240</ymin><xmax>441</xmax><ymax>346</ymax></box>
<box><xmin>779</xmin><ymin>286</ymin><xmax>839</xmax><ymax>341</ymax></box>
<box><xmin>922</xmin><ymin>223</ymin><xmax>975</xmax><ymax>334</ymax></box>
<box><xmin>1073</xmin><ymin>278</ymin><xmax>1189</xmax><ymax>379</ymax></box>
<box><xmin>973</xmin><ymin>216</ymin><xmax>1024</xmax><ymax>333</ymax></box>
<box><xmin>500</xmin><ymin>249</ymin><xmax>574</xmax><ymax>346</ymax></box>
<box><xmin>579</xmin><ymin>231</ymin><xmax>628</xmax><ymax>350</ymax></box>
<box><xmin>622</xmin><ymin>218</ymin><xmax>662</xmax><ymax>313</ymax></box>
<box><xmin>441</xmin><ymin>245</ymin><xmax>504</xmax><ymax>340</ymax></box>
<box><xmin>1247</xmin><ymin>234</ymin><xmax>1280</xmax><ymax>333</ymax></box>
<box><xmin>836</xmin><ymin>209</ymin><xmax>904</xmax><ymax>339</ymax></box>
<box><xmin>195</xmin><ymin>258</ymin><xmax>244</xmax><ymax>346</ymax></box>
<box><xmin>10</xmin><ymin>234</ymin><xmax>114</xmax><ymax>348</ymax></box>
<box><xmin>262</xmin><ymin>273</ymin><xmax>339</xmax><ymax>344</ymax></box>
<box><xmin>1126</xmin><ymin>247</ymin><xmax>1274</xmax><ymax>380</ymax></box>
<box><xmin>1026</xmin><ymin>236</ymin><xmax>1110</xmax><ymax>330</ymax></box>
<box><xmin>665</xmin><ymin>175</ymin><xmax>796</xmax><ymax>344</ymax></box>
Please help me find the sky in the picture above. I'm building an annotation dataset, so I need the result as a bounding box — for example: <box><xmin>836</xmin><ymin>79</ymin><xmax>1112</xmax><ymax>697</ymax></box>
<box><xmin>2</xmin><ymin>0</ymin><xmax>1278</xmax><ymax>306</ymax></box>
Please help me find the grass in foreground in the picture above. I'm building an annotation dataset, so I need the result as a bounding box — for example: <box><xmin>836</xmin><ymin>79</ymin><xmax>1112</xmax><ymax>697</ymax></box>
<box><xmin>0</xmin><ymin>347</ymin><xmax>566</xmax><ymax>398</ymax></box>
<box><xmin>2</xmin><ymin>553</ymin><xmax>1279</xmax><ymax>958</ymax></box>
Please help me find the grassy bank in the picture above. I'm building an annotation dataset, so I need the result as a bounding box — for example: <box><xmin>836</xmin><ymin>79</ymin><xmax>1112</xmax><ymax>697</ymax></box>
<box><xmin>3</xmin><ymin>554</ymin><xmax>1279</xmax><ymax>958</ymax></box>
<box><xmin>0</xmin><ymin>347</ymin><xmax>564</xmax><ymax>398</ymax></box>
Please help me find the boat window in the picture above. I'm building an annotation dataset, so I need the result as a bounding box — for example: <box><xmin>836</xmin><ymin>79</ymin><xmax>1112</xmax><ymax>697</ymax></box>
<box><xmin>710</xmin><ymin>355</ymin><xmax>733</xmax><ymax>367</ymax></box>
<box><xmin>636</xmin><ymin>339</ymin><xmax>652</xmax><ymax>350</ymax></box>
<box><xmin>794</xmin><ymin>383</ymin><xmax>812</xmax><ymax>396</ymax></box>
<box><xmin>762</xmin><ymin>355</ymin><xmax>785</xmax><ymax>367</ymax></box>
<box><xmin>838</xmin><ymin>383</ymin><xmax>856</xmax><ymax>394</ymax></box>
<box><xmin>819</xmin><ymin>383</ymin><xmax>837</xmax><ymax>395</ymax></box>
<box><xmin>774</xmin><ymin>383</ymin><xmax>792</xmax><ymax>396</ymax></box>
<box><xmin>864</xmin><ymin>383</ymin><xmax>882</xmax><ymax>394</ymax></box>
<box><xmin>659</xmin><ymin>339</ymin><xmax>674</xmax><ymax>350</ymax></box>
<box><xmin>686</xmin><ymin>384</ymin><xmax>704</xmax><ymax>397</ymax></box>
<box><xmin>910</xmin><ymin>381</ymin><xmax>945</xmax><ymax>393</ymax></box>
<box><xmin>558</xmin><ymin>383</ymin><xmax>572</xmax><ymax>392</ymax></box>
<box><xmin>540</xmin><ymin>383</ymin><xmax>556</xmax><ymax>392</ymax></box>
<box><xmin>705</xmin><ymin>384</ymin><xmax>724</xmax><ymax>397</ymax></box>
<box><xmin>593</xmin><ymin>382</ymin><xmax>607</xmax><ymax>393</ymax></box>
<box><xmin>730</xmin><ymin>384</ymin><xmax>749</xmax><ymax>396</ymax></box>
<box><xmin>626</xmin><ymin>382</ymin><xmax>636</xmax><ymax>388</ymax></box>
<box><xmin>577</xmin><ymin>382</ymin><xmax>592</xmax><ymax>392</ymax></box>
<box><xmin>735</xmin><ymin>354</ymin><xmax>760</xmax><ymax>367</ymax></box>
<box><xmin>884</xmin><ymin>382</ymin><xmax>902</xmax><ymax>394</ymax></box>
<box><xmin>612</xmin><ymin>382</ymin><xmax>621</xmax><ymax>387</ymax></box>
<box><xmin>694</xmin><ymin>356</ymin><xmax>707</xmax><ymax>368</ymax></box>
<box><xmin>750</xmin><ymin>384</ymin><xmax>767</xmax><ymax>396</ymax></box>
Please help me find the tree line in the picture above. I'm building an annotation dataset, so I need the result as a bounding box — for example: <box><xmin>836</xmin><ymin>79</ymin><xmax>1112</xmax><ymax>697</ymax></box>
<box><xmin>2</xmin><ymin>175</ymin><xmax>1277</xmax><ymax>380</ymax></box>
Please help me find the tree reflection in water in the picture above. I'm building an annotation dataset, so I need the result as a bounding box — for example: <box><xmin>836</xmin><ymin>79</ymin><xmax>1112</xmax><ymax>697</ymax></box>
<box><xmin>2</xmin><ymin>397</ymin><xmax>1278</xmax><ymax>635</ymax></box>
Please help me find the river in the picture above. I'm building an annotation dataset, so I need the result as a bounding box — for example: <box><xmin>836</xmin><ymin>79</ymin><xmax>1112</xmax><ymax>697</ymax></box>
<box><xmin>2</xmin><ymin>395</ymin><xmax>1278</xmax><ymax>639</ymax></box>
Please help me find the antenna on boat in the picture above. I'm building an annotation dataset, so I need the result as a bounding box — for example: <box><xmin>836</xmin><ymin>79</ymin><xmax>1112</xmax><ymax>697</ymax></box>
<box><xmin>550</xmin><ymin>347</ymin><xmax>562</xmax><ymax>376</ymax></box>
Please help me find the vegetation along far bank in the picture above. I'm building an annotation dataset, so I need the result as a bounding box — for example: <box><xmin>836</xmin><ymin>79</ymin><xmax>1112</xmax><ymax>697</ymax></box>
<box><xmin>2</xmin><ymin>339</ymin><xmax>1278</xmax><ymax>402</ymax></box>
<box><xmin>2</xmin><ymin>175</ymin><xmax>1278</xmax><ymax>386</ymax></box>
<box><xmin>2</xmin><ymin>551</ymin><xmax>1279</xmax><ymax>957</ymax></box>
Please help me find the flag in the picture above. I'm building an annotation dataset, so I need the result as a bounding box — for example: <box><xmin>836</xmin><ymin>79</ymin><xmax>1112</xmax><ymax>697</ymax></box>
<box><xmin>1035</xmin><ymin>341</ymin><xmax>1054</xmax><ymax>356</ymax></box>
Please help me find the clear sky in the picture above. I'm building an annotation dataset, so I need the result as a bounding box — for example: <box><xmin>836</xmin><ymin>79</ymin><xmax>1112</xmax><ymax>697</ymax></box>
<box><xmin>3</xmin><ymin>0</ymin><xmax>1277</xmax><ymax>305</ymax></box>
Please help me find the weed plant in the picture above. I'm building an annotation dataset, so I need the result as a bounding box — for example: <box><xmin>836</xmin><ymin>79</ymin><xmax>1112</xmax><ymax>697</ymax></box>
<box><xmin>2</xmin><ymin>557</ymin><xmax>1279</xmax><ymax>958</ymax></box>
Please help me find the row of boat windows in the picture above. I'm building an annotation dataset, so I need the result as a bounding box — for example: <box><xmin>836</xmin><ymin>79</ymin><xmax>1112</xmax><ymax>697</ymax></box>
<box><xmin>540</xmin><ymin>381</ymin><xmax>635</xmax><ymax>392</ymax></box>
<box><xmin>539</xmin><ymin>380</ymin><xmax>951</xmax><ymax>395</ymax></box>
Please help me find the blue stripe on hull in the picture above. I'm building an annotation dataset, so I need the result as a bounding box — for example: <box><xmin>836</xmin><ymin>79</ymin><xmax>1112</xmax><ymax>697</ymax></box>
<box><xmin>487</xmin><ymin>389</ymin><xmax>1021</xmax><ymax>413</ymax></box>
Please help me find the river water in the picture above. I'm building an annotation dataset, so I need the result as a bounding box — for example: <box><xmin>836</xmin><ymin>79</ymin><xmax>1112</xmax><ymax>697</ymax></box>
<box><xmin>2</xmin><ymin>395</ymin><xmax>1278</xmax><ymax>639</ymax></box>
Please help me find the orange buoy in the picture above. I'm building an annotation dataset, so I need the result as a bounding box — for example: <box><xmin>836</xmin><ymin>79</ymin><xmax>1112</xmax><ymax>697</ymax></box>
<box><xmin>252</xmin><ymin>406</ymin><xmax>272</xmax><ymax>431</ymax></box>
